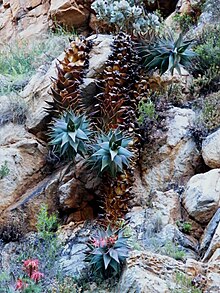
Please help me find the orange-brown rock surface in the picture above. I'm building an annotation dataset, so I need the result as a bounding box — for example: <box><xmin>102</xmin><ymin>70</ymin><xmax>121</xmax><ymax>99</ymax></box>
<box><xmin>0</xmin><ymin>0</ymin><xmax>91</xmax><ymax>46</ymax></box>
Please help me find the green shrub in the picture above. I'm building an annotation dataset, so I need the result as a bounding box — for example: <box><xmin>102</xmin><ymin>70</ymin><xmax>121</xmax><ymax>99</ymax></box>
<box><xmin>139</xmin><ymin>33</ymin><xmax>195</xmax><ymax>75</ymax></box>
<box><xmin>36</xmin><ymin>204</ymin><xmax>59</xmax><ymax>240</ymax></box>
<box><xmin>0</xmin><ymin>33</ymin><xmax>71</xmax><ymax>95</ymax></box>
<box><xmin>85</xmin><ymin>226</ymin><xmax>130</xmax><ymax>278</ymax></box>
<box><xmin>91</xmin><ymin>0</ymin><xmax>160</xmax><ymax>34</ymax></box>
<box><xmin>201</xmin><ymin>92</ymin><xmax>220</xmax><ymax>131</ymax></box>
<box><xmin>138</xmin><ymin>99</ymin><xmax>157</xmax><ymax>124</ymax></box>
<box><xmin>173</xmin><ymin>13</ymin><xmax>195</xmax><ymax>33</ymax></box>
<box><xmin>194</xmin><ymin>25</ymin><xmax>220</xmax><ymax>70</ymax></box>
<box><xmin>162</xmin><ymin>241</ymin><xmax>186</xmax><ymax>261</ymax></box>
<box><xmin>88</xmin><ymin>128</ymin><xmax>133</xmax><ymax>177</ymax></box>
<box><xmin>172</xmin><ymin>271</ymin><xmax>202</xmax><ymax>293</ymax></box>
<box><xmin>0</xmin><ymin>161</ymin><xmax>10</xmax><ymax>179</ymax></box>
<box><xmin>176</xmin><ymin>221</ymin><xmax>192</xmax><ymax>234</ymax></box>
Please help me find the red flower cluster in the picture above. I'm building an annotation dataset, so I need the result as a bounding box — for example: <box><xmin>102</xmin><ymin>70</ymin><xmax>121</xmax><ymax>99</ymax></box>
<box><xmin>15</xmin><ymin>279</ymin><xmax>27</xmax><ymax>291</ymax></box>
<box><xmin>23</xmin><ymin>259</ymin><xmax>39</xmax><ymax>278</ymax></box>
<box><xmin>92</xmin><ymin>235</ymin><xmax>118</xmax><ymax>248</ymax></box>
<box><xmin>15</xmin><ymin>259</ymin><xmax>44</xmax><ymax>291</ymax></box>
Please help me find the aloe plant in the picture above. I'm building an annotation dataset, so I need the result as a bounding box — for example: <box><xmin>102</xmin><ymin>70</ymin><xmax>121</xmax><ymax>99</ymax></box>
<box><xmin>85</xmin><ymin>226</ymin><xmax>130</xmax><ymax>277</ymax></box>
<box><xmin>88</xmin><ymin>128</ymin><xmax>133</xmax><ymax>177</ymax></box>
<box><xmin>48</xmin><ymin>111</ymin><xmax>91</xmax><ymax>159</ymax></box>
<box><xmin>140</xmin><ymin>33</ymin><xmax>195</xmax><ymax>75</ymax></box>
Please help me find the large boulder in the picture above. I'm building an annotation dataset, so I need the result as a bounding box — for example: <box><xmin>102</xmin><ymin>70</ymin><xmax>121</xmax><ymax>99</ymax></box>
<box><xmin>141</xmin><ymin>107</ymin><xmax>201</xmax><ymax>193</ymax></box>
<box><xmin>202</xmin><ymin>128</ymin><xmax>220</xmax><ymax>168</ymax></box>
<box><xmin>0</xmin><ymin>124</ymin><xmax>47</xmax><ymax>211</ymax></box>
<box><xmin>21</xmin><ymin>59</ymin><xmax>59</xmax><ymax>137</ymax></box>
<box><xmin>0</xmin><ymin>0</ymin><xmax>50</xmax><ymax>46</ymax></box>
<box><xmin>126</xmin><ymin>189</ymin><xmax>198</xmax><ymax>259</ymax></box>
<box><xmin>49</xmin><ymin>0</ymin><xmax>90</xmax><ymax>29</ymax></box>
<box><xmin>183</xmin><ymin>169</ymin><xmax>220</xmax><ymax>224</ymax></box>
<box><xmin>117</xmin><ymin>251</ymin><xmax>217</xmax><ymax>292</ymax></box>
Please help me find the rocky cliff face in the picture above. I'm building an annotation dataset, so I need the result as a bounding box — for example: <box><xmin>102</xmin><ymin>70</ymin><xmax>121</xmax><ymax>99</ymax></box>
<box><xmin>0</xmin><ymin>0</ymin><xmax>92</xmax><ymax>46</ymax></box>
<box><xmin>0</xmin><ymin>1</ymin><xmax>220</xmax><ymax>292</ymax></box>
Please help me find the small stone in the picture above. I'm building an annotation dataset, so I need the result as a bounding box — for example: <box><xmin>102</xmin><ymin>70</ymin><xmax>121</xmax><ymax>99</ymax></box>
<box><xmin>202</xmin><ymin>128</ymin><xmax>220</xmax><ymax>168</ymax></box>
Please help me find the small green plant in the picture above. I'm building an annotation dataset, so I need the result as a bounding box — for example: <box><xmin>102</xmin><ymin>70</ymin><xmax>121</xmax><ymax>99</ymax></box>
<box><xmin>85</xmin><ymin>226</ymin><xmax>130</xmax><ymax>278</ymax></box>
<box><xmin>138</xmin><ymin>99</ymin><xmax>157</xmax><ymax>124</ymax></box>
<box><xmin>88</xmin><ymin>128</ymin><xmax>133</xmax><ymax>177</ymax></box>
<box><xmin>162</xmin><ymin>241</ymin><xmax>186</xmax><ymax>261</ymax></box>
<box><xmin>192</xmin><ymin>25</ymin><xmax>220</xmax><ymax>78</ymax></box>
<box><xmin>36</xmin><ymin>204</ymin><xmax>59</xmax><ymax>240</ymax></box>
<box><xmin>0</xmin><ymin>34</ymin><xmax>71</xmax><ymax>95</ymax></box>
<box><xmin>49</xmin><ymin>111</ymin><xmax>91</xmax><ymax>160</ymax></box>
<box><xmin>35</xmin><ymin>204</ymin><xmax>60</xmax><ymax>270</ymax></box>
<box><xmin>201</xmin><ymin>92</ymin><xmax>220</xmax><ymax>131</ymax></box>
<box><xmin>173</xmin><ymin>13</ymin><xmax>195</xmax><ymax>33</ymax></box>
<box><xmin>177</xmin><ymin>221</ymin><xmax>192</xmax><ymax>234</ymax></box>
<box><xmin>0</xmin><ymin>161</ymin><xmax>10</xmax><ymax>179</ymax></box>
<box><xmin>172</xmin><ymin>271</ymin><xmax>202</xmax><ymax>293</ymax></box>
<box><xmin>140</xmin><ymin>33</ymin><xmax>195</xmax><ymax>75</ymax></box>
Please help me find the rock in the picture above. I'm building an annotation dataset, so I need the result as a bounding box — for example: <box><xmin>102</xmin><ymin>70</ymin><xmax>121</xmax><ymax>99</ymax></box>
<box><xmin>0</xmin><ymin>123</ymin><xmax>29</xmax><ymax>146</ymax></box>
<box><xmin>202</xmin><ymin>129</ymin><xmax>220</xmax><ymax>168</ymax></box>
<box><xmin>58</xmin><ymin>176</ymin><xmax>94</xmax><ymax>211</ymax></box>
<box><xmin>0</xmin><ymin>128</ymin><xmax>47</xmax><ymax>212</ymax></box>
<box><xmin>197</xmin><ymin>0</ymin><xmax>220</xmax><ymax>28</ymax></box>
<box><xmin>183</xmin><ymin>169</ymin><xmax>220</xmax><ymax>223</ymax></box>
<box><xmin>49</xmin><ymin>0</ymin><xmax>90</xmax><ymax>29</ymax></box>
<box><xmin>130</xmin><ymin>169</ymin><xmax>149</xmax><ymax>206</ymax></box>
<box><xmin>0</xmin><ymin>0</ymin><xmax>50</xmax><ymax>45</ymax></box>
<box><xmin>0</xmin><ymin>169</ymin><xmax>60</xmax><ymax>234</ymax></box>
<box><xmin>142</xmin><ymin>107</ymin><xmax>201</xmax><ymax>193</ymax></box>
<box><xmin>119</xmin><ymin>264</ymin><xmax>170</xmax><ymax>292</ymax></box>
<box><xmin>86</xmin><ymin>34</ymin><xmax>113</xmax><ymax>78</ymax></box>
<box><xmin>80</xmin><ymin>78</ymin><xmax>97</xmax><ymax>101</ymax></box>
<box><xmin>117</xmin><ymin>251</ymin><xmax>209</xmax><ymax>293</ymax></box>
<box><xmin>177</xmin><ymin>0</ymin><xmax>192</xmax><ymax>14</ymax></box>
<box><xmin>58</xmin><ymin>222</ymin><xmax>94</xmax><ymax>277</ymax></box>
<box><xmin>202</xmin><ymin>222</ymin><xmax>220</xmax><ymax>261</ymax></box>
<box><xmin>126</xmin><ymin>190</ymin><xmax>198</xmax><ymax>257</ymax></box>
<box><xmin>57</xmin><ymin>160</ymin><xmax>101</xmax><ymax>222</ymax></box>
<box><xmin>21</xmin><ymin>57</ymin><xmax>60</xmax><ymax>137</ymax></box>
<box><xmin>60</xmin><ymin>243</ymin><xmax>87</xmax><ymax>276</ymax></box>
<box><xmin>209</xmin><ymin>248</ymin><xmax>220</xmax><ymax>263</ymax></box>
<box><xmin>200</xmin><ymin>208</ymin><xmax>220</xmax><ymax>257</ymax></box>
<box><xmin>0</xmin><ymin>95</ymin><xmax>27</xmax><ymax>126</ymax></box>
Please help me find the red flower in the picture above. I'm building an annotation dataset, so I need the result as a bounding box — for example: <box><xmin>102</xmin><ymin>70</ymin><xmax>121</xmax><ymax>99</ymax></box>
<box><xmin>15</xmin><ymin>279</ymin><xmax>28</xmax><ymax>291</ymax></box>
<box><xmin>92</xmin><ymin>238</ymin><xmax>100</xmax><ymax>248</ymax></box>
<box><xmin>108</xmin><ymin>235</ymin><xmax>117</xmax><ymax>245</ymax></box>
<box><xmin>23</xmin><ymin>259</ymin><xmax>39</xmax><ymax>277</ymax></box>
<box><xmin>99</xmin><ymin>238</ymin><xmax>107</xmax><ymax>248</ymax></box>
<box><xmin>23</xmin><ymin>259</ymin><xmax>39</xmax><ymax>270</ymax></box>
<box><xmin>31</xmin><ymin>271</ymin><xmax>44</xmax><ymax>283</ymax></box>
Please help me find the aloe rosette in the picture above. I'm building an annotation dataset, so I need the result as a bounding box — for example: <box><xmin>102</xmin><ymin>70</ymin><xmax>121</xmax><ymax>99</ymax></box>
<box><xmin>48</xmin><ymin>111</ymin><xmax>91</xmax><ymax>159</ymax></box>
<box><xmin>88</xmin><ymin>128</ymin><xmax>133</xmax><ymax>177</ymax></box>
<box><xmin>140</xmin><ymin>33</ymin><xmax>195</xmax><ymax>75</ymax></box>
<box><xmin>85</xmin><ymin>226</ymin><xmax>130</xmax><ymax>277</ymax></box>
